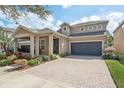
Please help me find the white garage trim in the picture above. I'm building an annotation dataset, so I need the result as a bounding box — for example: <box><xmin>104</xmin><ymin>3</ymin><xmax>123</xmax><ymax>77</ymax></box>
<box><xmin>69</xmin><ymin>40</ymin><xmax>104</xmax><ymax>55</ymax></box>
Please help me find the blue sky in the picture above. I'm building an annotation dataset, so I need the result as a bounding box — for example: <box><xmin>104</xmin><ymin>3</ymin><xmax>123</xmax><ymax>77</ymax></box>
<box><xmin>0</xmin><ymin>5</ymin><xmax>124</xmax><ymax>34</ymax></box>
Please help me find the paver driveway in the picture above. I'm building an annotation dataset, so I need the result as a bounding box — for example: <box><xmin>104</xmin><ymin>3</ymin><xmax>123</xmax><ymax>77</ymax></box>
<box><xmin>24</xmin><ymin>55</ymin><xmax>116</xmax><ymax>88</ymax></box>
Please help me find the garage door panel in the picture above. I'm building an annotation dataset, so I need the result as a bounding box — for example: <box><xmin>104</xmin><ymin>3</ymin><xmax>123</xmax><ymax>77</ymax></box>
<box><xmin>71</xmin><ymin>42</ymin><xmax>102</xmax><ymax>56</ymax></box>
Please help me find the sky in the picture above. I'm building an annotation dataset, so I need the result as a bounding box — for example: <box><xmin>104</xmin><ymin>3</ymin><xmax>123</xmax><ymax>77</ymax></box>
<box><xmin>0</xmin><ymin>5</ymin><xmax>124</xmax><ymax>34</ymax></box>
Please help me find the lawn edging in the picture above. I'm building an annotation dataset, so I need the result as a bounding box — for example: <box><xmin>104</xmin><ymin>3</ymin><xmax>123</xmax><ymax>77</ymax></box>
<box><xmin>105</xmin><ymin>59</ymin><xmax>124</xmax><ymax>88</ymax></box>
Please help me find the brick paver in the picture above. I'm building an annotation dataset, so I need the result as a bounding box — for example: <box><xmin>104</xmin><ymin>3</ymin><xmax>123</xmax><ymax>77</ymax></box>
<box><xmin>24</xmin><ymin>55</ymin><xmax>116</xmax><ymax>88</ymax></box>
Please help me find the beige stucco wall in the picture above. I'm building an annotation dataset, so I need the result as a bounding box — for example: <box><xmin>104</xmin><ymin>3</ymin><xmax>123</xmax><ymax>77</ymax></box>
<box><xmin>59</xmin><ymin>37</ymin><xmax>69</xmax><ymax>55</ymax></box>
<box><xmin>114</xmin><ymin>27</ymin><xmax>124</xmax><ymax>53</ymax></box>
<box><xmin>14</xmin><ymin>28</ymin><xmax>31</xmax><ymax>35</ymax></box>
<box><xmin>61</xmin><ymin>26</ymin><xmax>70</xmax><ymax>36</ymax></box>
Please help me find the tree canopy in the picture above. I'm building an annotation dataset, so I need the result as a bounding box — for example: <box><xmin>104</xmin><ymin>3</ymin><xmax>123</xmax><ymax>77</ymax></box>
<box><xmin>108</xmin><ymin>36</ymin><xmax>113</xmax><ymax>46</ymax></box>
<box><xmin>0</xmin><ymin>5</ymin><xmax>51</xmax><ymax>22</ymax></box>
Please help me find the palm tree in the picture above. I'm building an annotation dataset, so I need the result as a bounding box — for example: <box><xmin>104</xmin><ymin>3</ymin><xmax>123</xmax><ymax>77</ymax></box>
<box><xmin>0</xmin><ymin>28</ymin><xmax>12</xmax><ymax>53</ymax></box>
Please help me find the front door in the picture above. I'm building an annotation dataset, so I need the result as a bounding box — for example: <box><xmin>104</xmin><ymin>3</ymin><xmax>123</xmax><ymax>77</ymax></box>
<box><xmin>53</xmin><ymin>39</ymin><xmax>59</xmax><ymax>54</ymax></box>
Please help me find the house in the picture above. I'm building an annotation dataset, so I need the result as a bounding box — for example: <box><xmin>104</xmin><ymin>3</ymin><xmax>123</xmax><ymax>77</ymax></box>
<box><xmin>12</xmin><ymin>20</ymin><xmax>109</xmax><ymax>58</ymax></box>
<box><xmin>0</xmin><ymin>26</ymin><xmax>14</xmax><ymax>51</ymax></box>
<box><xmin>113</xmin><ymin>21</ymin><xmax>124</xmax><ymax>53</ymax></box>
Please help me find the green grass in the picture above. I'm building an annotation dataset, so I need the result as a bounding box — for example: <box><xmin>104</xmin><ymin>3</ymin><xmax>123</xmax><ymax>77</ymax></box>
<box><xmin>105</xmin><ymin>54</ymin><xmax>124</xmax><ymax>88</ymax></box>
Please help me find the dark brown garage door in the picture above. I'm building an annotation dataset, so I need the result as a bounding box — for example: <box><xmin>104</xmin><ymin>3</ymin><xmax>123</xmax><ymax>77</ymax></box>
<box><xmin>71</xmin><ymin>42</ymin><xmax>102</xmax><ymax>56</ymax></box>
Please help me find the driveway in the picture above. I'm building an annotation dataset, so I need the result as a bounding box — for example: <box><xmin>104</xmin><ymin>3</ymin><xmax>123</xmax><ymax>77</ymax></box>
<box><xmin>24</xmin><ymin>55</ymin><xmax>116</xmax><ymax>88</ymax></box>
<box><xmin>0</xmin><ymin>55</ymin><xmax>116</xmax><ymax>88</ymax></box>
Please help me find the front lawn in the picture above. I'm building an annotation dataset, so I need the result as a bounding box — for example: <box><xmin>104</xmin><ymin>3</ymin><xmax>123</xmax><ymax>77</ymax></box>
<box><xmin>105</xmin><ymin>54</ymin><xmax>124</xmax><ymax>88</ymax></box>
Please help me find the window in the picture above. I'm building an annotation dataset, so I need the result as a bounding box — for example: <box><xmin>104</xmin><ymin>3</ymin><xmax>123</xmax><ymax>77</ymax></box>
<box><xmin>80</xmin><ymin>27</ymin><xmax>84</xmax><ymax>31</ymax></box>
<box><xmin>96</xmin><ymin>24</ymin><xmax>102</xmax><ymax>30</ymax></box>
<box><xmin>20</xmin><ymin>45</ymin><xmax>30</xmax><ymax>53</ymax></box>
<box><xmin>87</xmin><ymin>26</ymin><xmax>93</xmax><ymax>31</ymax></box>
<box><xmin>39</xmin><ymin>39</ymin><xmax>45</xmax><ymax>50</ymax></box>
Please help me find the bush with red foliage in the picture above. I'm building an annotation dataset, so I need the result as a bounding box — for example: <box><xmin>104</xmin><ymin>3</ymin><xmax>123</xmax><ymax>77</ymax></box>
<box><xmin>14</xmin><ymin>52</ymin><xmax>32</xmax><ymax>60</ymax></box>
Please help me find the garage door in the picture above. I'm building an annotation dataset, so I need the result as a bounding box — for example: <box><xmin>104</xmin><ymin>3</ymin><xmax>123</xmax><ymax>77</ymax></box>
<box><xmin>71</xmin><ymin>42</ymin><xmax>102</xmax><ymax>56</ymax></box>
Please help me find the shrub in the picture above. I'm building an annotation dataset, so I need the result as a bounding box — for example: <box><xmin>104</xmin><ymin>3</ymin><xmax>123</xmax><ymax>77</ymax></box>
<box><xmin>42</xmin><ymin>55</ymin><xmax>50</xmax><ymax>61</ymax></box>
<box><xmin>28</xmin><ymin>59</ymin><xmax>40</xmax><ymax>66</ymax></box>
<box><xmin>14</xmin><ymin>52</ymin><xmax>31</xmax><ymax>60</ymax></box>
<box><xmin>0</xmin><ymin>53</ymin><xmax>6</xmax><ymax>59</ymax></box>
<box><xmin>35</xmin><ymin>57</ymin><xmax>42</xmax><ymax>62</ymax></box>
<box><xmin>0</xmin><ymin>59</ymin><xmax>9</xmax><ymax>66</ymax></box>
<box><xmin>104</xmin><ymin>47</ymin><xmax>116</xmax><ymax>53</ymax></box>
<box><xmin>102</xmin><ymin>52</ymin><xmax>120</xmax><ymax>60</ymax></box>
<box><xmin>6</xmin><ymin>51</ymin><xmax>13</xmax><ymax>56</ymax></box>
<box><xmin>102</xmin><ymin>53</ymin><xmax>113</xmax><ymax>59</ymax></box>
<box><xmin>112</xmin><ymin>53</ymin><xmax>120</xmax><ymax>60</ymax></box>
<box><xmin>60</xmin><ymin>52</ymin><xmax>69</xmax><ymax>57</ymax></box>
<box><xmin>14</xmin><ymin>59</ymin><xmax>28</xmax><ymax>66</ymax></box>
<box><xmin>49</xmin><ymin>54</ymin><xmax>57</xmax><ymax>60</ymax></box>
<box><xmin>7</xmin><ymin>55</ymin><xmax>18</xmax><ymax>62</ymax></box>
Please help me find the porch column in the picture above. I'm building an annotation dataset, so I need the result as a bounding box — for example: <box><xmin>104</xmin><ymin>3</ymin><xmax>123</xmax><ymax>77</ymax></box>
<box><xmin>59</xmin><ymin>37</ymin><xmax>62</xmax><ymax>55</ymax></box>
<box><xmin>13</xmin><ymin>39</ymin><xmax>17</xmax><ymax>52</ymax></box>
<box><xmin>30</xmin><ymin>35</ymin><xmax>34</xmax><ymax>58</ymax></box>
<box><xmin>0</xmin><ymin>43</ymin><xmax>1</xmax><ymax>50</ymax></box>
<box><xmin>49</xmin><ymin>34</ymin><xmax>53</xmax><ymax>55</ymax></box>
<box><xmin>35</xmin><ymin>36</ymin><xmax>39</xmax><ymax>56</ymax></box>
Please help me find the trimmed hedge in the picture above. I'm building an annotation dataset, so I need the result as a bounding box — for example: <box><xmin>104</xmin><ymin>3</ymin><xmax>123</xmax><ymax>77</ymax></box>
<box><xmin>28</xmin><ymin>59</ymin><xmax>40</xmax><ymax>66</ymax></box>
<box><xmin>42</xmin><ymin>55</ymin><xmax>50</xmax><ymax>61</ymax></box>
<box><xmin>49</xmin><ymin>54</ymin><xmax>57</xmax><ymax>60</ymax></box>
<box><xmin>0</xmin><ymin>59</ymin><xmax>9</xmax><ymax>66</ymax></box>
<box><xmin>59</xmin><ymin>52</ymin><xmax>69</xmax><ymax>57</ymax></box>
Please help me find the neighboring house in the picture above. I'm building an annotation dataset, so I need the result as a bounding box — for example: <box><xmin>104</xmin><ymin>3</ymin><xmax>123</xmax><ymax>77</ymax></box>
<box><xmin>12</xmin><ymin>20</ymin><xmax>109</xmax><ymax>57</ymax></box>
<box><xmin>113</xmin><ymin>21</ymin><xmax>124</xmax><ymax>53</ymax></box>
<box><xmin>0</xmin><ymin>26</ymin><xmax>14</xmax><ymax>51</ymax></box>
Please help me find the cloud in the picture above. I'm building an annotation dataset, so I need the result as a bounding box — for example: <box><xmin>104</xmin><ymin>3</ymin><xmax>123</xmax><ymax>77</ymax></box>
<box><xmin>106</xmin><ymin>12</ymin><xmax>123</xmax><ymax>20</ymax></box>
<box><xmin>56</xmin><ymin>20</ymin><xmax>63</xmax><ymax>26</ymax></box>
<box><xmin>89</xmin><ymin>15</ymin><xmax>101</xmax><ymax>21</ymax></box>
<box><xmin>107</xmin><ymin>21</ymin><xmax>119</xmax><ymax>32</ymax></box>
<box><xmin>62</xmin><ymin>5</ymin><xmax>72</xmax><ymax>9</ymax></box>
<box><xmin>71</xmin><ymin>15</ymin><xmax>100</xmax><ymax>25</ymax></box>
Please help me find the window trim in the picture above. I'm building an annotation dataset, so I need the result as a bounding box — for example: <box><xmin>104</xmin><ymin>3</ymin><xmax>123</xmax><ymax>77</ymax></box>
<box><xmin>87</xmin><ymin>26</ymin><xmax>93</xmax><ymax>31</ymax></box>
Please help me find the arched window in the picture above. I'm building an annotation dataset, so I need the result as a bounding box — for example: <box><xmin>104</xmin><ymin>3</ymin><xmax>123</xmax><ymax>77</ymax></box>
<box><xmin>63</xmin><ymin>26</ymin><xmax>67</xmax><ymax>31</ymax></box>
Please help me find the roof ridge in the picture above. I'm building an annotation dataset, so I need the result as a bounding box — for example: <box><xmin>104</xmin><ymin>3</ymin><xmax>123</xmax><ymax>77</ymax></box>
<box><xmin>71</xmin><ymin>20</ymin><xmax>109</xmax><ymax>27</ymax></box>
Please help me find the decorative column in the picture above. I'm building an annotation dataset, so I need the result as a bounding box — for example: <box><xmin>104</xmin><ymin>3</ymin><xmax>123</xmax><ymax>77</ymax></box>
<box><xmin>30</xmin><ymin>35</ymin><xmax>34</xmax><ymax>58</ymax></box>
<box><xmin>59</xmin><ymin>37</ymin><xmax>62</xmax><ymax>55</ymax></box>
<box><xmin>49</xmin><ymin>34</ymin><xmax>53</xmax><ymax>55</ymax></box>
<box><xmin>13</xmin><ymin>39</ymin><xmax>17</xmax><ymax>52</ymax></box>
<box><xmin>35</xmin><ymin>36</ymin><xmax>39</xmax><ymax>56</ymax></box>
<box><xmin>0</xmin><ymin>43</ymin><xmax>1</xmax><ymax>50</ymax></box>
